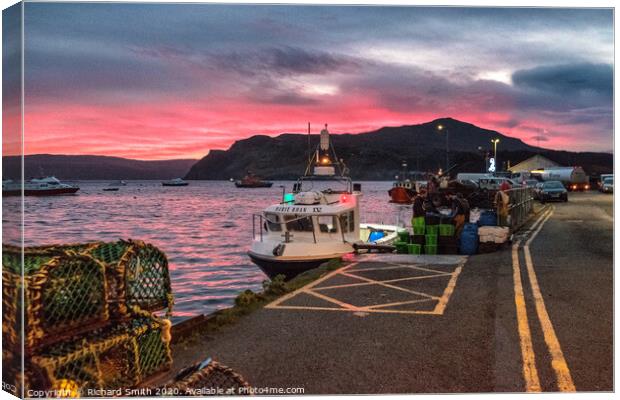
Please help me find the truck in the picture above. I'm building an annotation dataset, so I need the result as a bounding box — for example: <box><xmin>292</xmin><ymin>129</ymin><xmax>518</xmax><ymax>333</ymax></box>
<box><xmin>531</xmin><ymin>167</ymin><xmax>590</xmax><ymax>191</ymax></box>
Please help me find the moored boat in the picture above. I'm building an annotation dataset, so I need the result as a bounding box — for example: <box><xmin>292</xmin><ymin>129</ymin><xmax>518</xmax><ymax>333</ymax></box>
<box><xmin>3</xmin><ymin>176</ymin><xmax>80</xmax><ymax>196</ymax></box>
<box><xmin>388</xmin><ymin>162</ymin><xmax>417</xmax><ymax>204</ymax></box>
<box><xmin>234</xmin><ymin>172</ymin><xmax>273</xmax><ymax>188</ymax></box>
<box><xmin>162</xmin><ymin>178</ymin><xmax>189</xmax><ymax>186</ymax></box>
<box><xmin>248</xmin><ymin>125</ymin><xmax>402</xmax><ymax>280</ymax></box>
<box><xmin>103</xmin><ymin>180</ymin><xmax>126</xmax><ymax>191</ymax></box>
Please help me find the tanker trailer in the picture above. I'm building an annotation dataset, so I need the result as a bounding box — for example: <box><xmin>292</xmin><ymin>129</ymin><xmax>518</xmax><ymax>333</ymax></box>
<box><xmin>531</xmin><ymin>167</ymin><xmax>590</xmax><ymax>191</ymax></box>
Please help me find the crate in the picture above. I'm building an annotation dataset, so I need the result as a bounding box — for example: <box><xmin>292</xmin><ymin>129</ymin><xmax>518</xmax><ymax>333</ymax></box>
<box><xmin>425</xmin><ymin>235</ymin><xmax>438</xmax><ymax>246</ymax></box>
<box><xmin>29</xmin><ymin>315</ymin><xmax>172</xmax><ymax>394</ymax></box>
<box><xmin>439</xmin><ymin>224</ymin><xmax>455</xmax><ymax>236</ymax></box>
<box><xmin>410</xmin><ymin>234</ymin><xmax>425</xmax><ymax>245</ymax></box>
<box><xmin>407</xmin><ymin>244</ymin><xmax>423</xmax><ymax>255</ymax></box>
<box><xmin>2</xmin><ymin>248</ymin><xmax>110</xmax><ymax>350</ymax></box>
<box><xmin>439</xmin><ymin>245</ymin><xmax>459</xmax><ymax>255</ymax></box>
<box><xmin>397</xmin><ymin>230</ymin><xmax>410</xmax><ymax>243</ymax></box>
<box><xmin>412</xmin><ymin>216</ymin><xmax>425</xmax><ymax>227</ymax></box>
<box><xmin>425</xmin><ymin>225</ymin><xmax>439</xmax><ymax>235</ymax></box>
<box><xmin>394</xmin><ymin>242</ymin><xmax>408</xmax><ymax>254</ymax></box>
<box><xmin>438</xmin><ymin>236</ymin><xmax>458</xmax><ymax>247</ymax></box>
<box><xmin>424</xmin><ymin>245</ymin><xmax>438</xmax><ymax>255</ymax></box>
<box><xmin>413</xmin><ymin>226</ymin><xmax>425</xmax><ymax>235</ymax></box>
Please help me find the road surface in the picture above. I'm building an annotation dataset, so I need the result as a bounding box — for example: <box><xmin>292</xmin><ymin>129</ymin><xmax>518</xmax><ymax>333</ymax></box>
<box><xmin>171</xmin><ymin>191</ymin><xmax>613</xmax><ymax>393</ymax></box>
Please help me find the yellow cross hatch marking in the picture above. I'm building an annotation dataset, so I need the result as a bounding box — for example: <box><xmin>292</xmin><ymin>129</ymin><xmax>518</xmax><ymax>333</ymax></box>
<box><xmin>266</xmin><ymin>258</ymin><xmax>465</xmax><ymax>316</ymax></box>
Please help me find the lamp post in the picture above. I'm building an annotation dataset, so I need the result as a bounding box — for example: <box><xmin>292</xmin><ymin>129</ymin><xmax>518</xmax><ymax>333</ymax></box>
<box><xmin>437</xmin><ymin>124</ymin><xmax>449</xmax><ymax>172</ymax></box>
<box><xmin>491</xmin><ymin>138</ymin><xmax>500</xmax><ymax>172</ymax></box>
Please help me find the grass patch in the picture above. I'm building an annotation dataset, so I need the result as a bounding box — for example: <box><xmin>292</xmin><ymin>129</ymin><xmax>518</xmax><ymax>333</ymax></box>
<box><xmin>175</xmin><ymin>259</ymin><xmax>343</xmax><ymax>344</ymax></box>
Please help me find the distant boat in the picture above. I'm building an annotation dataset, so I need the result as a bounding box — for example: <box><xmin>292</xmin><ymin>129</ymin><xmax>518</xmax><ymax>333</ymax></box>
<box><xmin>162</xmin><ymin>178</ymin><xmax>189</xmax><ymax>187</ymax></box>
<box><xmin>234</xmin><ymin>172</ymin><xmax>273</xmax><ymax>188</ymax></box>
<box><xmin>3</xmin><ymin>176</ymin><xmax>80</xmax><ymax>196</ymax></box>
<box><xmin>103</xmin><ymin>181</ymin><xmax>123</xmax><ymax>191</ymax></box>
<box><xmin>388</xmin><ymin>162</ymin><xmax>416</xmax><ymax>204</ymax></box>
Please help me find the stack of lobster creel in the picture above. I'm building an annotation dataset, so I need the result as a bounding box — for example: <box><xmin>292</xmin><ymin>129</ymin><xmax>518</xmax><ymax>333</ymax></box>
<box><xmin>2</xmin><ymin>240</ymin><xmax>174</xmax><ymax>397</ymax></box>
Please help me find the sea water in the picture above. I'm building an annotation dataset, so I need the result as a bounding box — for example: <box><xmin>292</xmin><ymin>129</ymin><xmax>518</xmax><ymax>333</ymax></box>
<box><xmin>2</xmin><ymin>180</ymin><xmax>410</xmax><ymax>320</ymax></box>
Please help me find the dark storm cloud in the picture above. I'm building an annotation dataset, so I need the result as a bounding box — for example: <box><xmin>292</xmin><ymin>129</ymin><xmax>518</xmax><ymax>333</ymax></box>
<box><xmin>513</xmin><ymin>63</ymin><xmax>613</xmax><ymax>98</ymax></box>
<box><xmin>213</xmin><ymin>47</ymin><xmax>360</xmax><ymax>77</ymax></box>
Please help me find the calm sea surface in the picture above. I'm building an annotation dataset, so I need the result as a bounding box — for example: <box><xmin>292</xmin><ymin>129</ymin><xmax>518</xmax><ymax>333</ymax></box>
<box><xmin>3</xmin><ymin>181</ymin><xmax>411</xmax><ymax>320</ymax></box>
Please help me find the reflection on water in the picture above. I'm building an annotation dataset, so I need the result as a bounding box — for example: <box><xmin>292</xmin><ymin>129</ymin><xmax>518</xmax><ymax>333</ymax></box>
<box><xmin>2</xmin><ymin>181</ymin><xmax>410</xmax><ymax>320</ymax></box>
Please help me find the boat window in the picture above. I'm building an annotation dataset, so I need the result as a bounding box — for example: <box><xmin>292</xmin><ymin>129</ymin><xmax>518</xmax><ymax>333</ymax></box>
<box><xmin>339</xmin><ymin>211</ymin><xmax>355</xmax><ymax>233</ymax></box>
<box><xmin>285</xmin><ymin>215</ymin><xmax>314</xmax><ymax>232</ymax></box>
<box><xmin>317</xmin><ymin>216</ymin><xmax>338</xmax><ymax>233</ymax></box>
<box><xmin>264</xmin><ymin>213</ymin><xmax>282</xmax><ymax>232</ymax></box>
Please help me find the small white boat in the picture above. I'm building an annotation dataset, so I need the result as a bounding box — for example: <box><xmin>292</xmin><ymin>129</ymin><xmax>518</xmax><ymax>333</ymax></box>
<box><xmin>103</xmin><ymin>180</ymin><xmax>127</xmax><ymax>191</ymax></box>
<box><xmin>162</xmin><ymin>178</ymin><xmax>189</xmax><ymax>187</ymax></box>
<box><xmin>248</xmin><ymin>125</ymin><xmax>402</xmax><ymax>279</ymax></box>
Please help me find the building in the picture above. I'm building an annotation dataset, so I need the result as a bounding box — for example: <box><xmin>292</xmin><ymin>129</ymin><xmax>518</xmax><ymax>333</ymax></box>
<box><xmin>508</xmin><ymin>154</ymin><xmax>560</xmax><ymax>173</ymax></box>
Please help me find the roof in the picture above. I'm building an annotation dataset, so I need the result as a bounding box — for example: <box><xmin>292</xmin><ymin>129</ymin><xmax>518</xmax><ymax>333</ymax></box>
<box><xmin>508</xmin><ymin>154</ymin><xmax>560</xmax><ymax>172</ymax></box>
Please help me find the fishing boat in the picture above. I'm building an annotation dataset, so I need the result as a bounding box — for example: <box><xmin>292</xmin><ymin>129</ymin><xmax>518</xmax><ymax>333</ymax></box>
<box><xmin>234</xmin><ymin>172</ymin><xmax>273</xmax><ymax>188</ymax></box>
<box><xmin>162</xmin><ymin>178</ymin><xmax>189</xmax><ymax>187</ymax></box>
<box><xmin>3</xmin><ymin>177</ymin><xmax>80</xmax><ymax>196</ymax></box>
<box><xmin>248</xmin><ymin>125</ymin><xmax>402</xmax><ymax>280</ymax></box>
<box><xmin>388</xmin><ymin>161</ymin><xmax>417</xmax><ymax>204</ymax></box>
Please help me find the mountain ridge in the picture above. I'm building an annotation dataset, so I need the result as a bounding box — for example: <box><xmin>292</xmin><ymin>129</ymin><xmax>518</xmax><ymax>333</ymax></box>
<box><xmin>185</xmin><ymin>118</ymin><xmax>612</xmax><ymax>180</ymax></box>
<box><xmin>2</xmin><ymin>154</ymin><xmax>197</xmax><ymax>180</ymax></box>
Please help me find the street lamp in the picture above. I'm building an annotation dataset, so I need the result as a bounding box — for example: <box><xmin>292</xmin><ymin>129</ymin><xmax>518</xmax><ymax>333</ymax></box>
<box><xmin>437</xmin><ymin>124</ymin><xmax>449</xmax><ymax>173</ymax></box>
<box><xmin>491</xmin><ymin>138</ymin><xmax>500</xmax><ymax>172</ymax></box>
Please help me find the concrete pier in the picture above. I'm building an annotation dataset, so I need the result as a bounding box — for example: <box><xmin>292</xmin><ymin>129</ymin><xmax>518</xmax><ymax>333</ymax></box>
<box><xmin>170</xmin><ymin>192</ymin><xmax>612</xmax><ymax>393</ymax></box>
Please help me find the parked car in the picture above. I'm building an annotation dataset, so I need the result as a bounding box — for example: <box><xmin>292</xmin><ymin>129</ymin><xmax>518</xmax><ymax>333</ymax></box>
<box><xmin>600</xmin><ymin>177</ymin><xmax>613</xmax><ymax>193</ymax></box>
<box><xmin>538</xmin><ymin>180</ymin><xmax>568</xmax><ymax>203</ymax></box>
<box><xmin>522</xmin><ymin>179</ymin><xmax>540</xmax><ymax>188</ymax></box>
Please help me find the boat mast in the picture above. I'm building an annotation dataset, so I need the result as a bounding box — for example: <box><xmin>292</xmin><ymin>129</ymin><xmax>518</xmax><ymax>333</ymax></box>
<box><xmin>302</xmin><ymin>123</ymin><xmax>347</xmax><ymax>177</ymax></box>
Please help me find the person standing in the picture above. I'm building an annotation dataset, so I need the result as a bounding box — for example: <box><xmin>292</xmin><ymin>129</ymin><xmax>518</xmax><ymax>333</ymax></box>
<box><xmin>450</xmin><ymin>192</ymin><xmax>470</xmax><ymax>238</ymax></box>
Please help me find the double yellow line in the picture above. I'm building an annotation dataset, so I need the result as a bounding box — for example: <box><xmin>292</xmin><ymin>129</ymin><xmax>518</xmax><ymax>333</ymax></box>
<box><xmin>512</xmin><ymin>207</ymin><xmax>576</xmax><ymax>392</ymax></box>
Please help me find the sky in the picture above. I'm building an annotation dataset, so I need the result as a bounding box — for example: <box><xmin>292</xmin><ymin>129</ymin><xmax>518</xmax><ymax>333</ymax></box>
<box><xmin>5</xmin><ymin>4</ymin><xmax>615</xmax><ymax>159</ymax></box>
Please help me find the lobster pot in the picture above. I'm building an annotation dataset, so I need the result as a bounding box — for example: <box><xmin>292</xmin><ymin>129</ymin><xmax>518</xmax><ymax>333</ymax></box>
<box><xmin>29</xmin><ymin>315</ymin><xmax>172</xmax><ymax>394</ymax></box>
<box><xmin>2</xmin><ymin>248</ymin><xmax>109</xmax><ymax>350</ymax></box>
<box><xmin>165</xmin><ymin>361</ymin><xmax>250</xmax><ymax>395</ymax></box>
<box><xmin>88</xmin><ymin>240</ymin><xmax>173</xmax><ymax>315</ymax></box>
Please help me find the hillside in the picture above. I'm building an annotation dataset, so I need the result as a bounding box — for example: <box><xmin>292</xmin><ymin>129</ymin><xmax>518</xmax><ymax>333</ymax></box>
<box><xmin>185</xmin><ymin>118</ymin><xmax>612</xmax><ymax>180</ymax></box>
<box><xmin>2</xmin><ymin>154</ymin><xmax>197</xmax><ymax>180</ymax></box>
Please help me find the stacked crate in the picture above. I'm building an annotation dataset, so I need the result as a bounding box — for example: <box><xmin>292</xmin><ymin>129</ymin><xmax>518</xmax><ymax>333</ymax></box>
<box><xmin>2</xmin><ymin>240</ymin><xmax>174</xmax><ymax>396</ymax></box>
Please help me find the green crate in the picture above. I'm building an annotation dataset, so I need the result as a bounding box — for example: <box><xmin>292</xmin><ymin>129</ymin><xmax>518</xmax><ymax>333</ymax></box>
<box><xmin>407</xmin><ymin>244</ymin><xmax>423</xmax><ymax>255</ymax></box>
<box><xmin>424</xmin><ymin>245</ymin><xmax>438</xmax><ymax>255</ymax></box>
<box><xmin>394</xmin><ymin>242</ymin><xmax>408</xmax><ymax>254</ymax></box>
<box><xmin>397</xmin><ymin>230</ymin><xmax>410</xmax><ymax>243</ymax></box>
<box><xmin>413</xmin><ymin>226</ymin><xmax>425</xmax><ymax>235</ymax></box>
<box><xmin>425</xmin><ymin>234</ymin><xmax>438</xmax><ymax>246</ymax></box>
<box><xmin>412</xmin><ymin>216</ymin><xmax>426</xmax><ymax>227</ymax></box>
<box><xmin>439</xmin><ymin>224</ymin><xmax>455</xmax><ymax>236</ymax></box>
<box><xmin>425</xmin><ymin>225</ymin><xmax>439</xmax><ymax>235</ymax></box>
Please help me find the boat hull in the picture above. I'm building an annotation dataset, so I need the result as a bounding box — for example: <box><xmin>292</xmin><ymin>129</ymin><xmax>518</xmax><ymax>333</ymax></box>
<box><xmin>3</xmin><ymin>187</ymin><xmax>80</xmax><ymax>196</ymax></box>
<box><xmin>235</xmin><ymin>182</ymin><xmax>273</xmax><ymax>188</ymax></box>
<box><xmin>248</xmin><ymin>251</ymin><xmax>336</xmax><ymax>280</ymax></box>
<box><xmin>388</xmin><ymin>186</ymin><xmax>415</xmax><ymax>204</ymax></box>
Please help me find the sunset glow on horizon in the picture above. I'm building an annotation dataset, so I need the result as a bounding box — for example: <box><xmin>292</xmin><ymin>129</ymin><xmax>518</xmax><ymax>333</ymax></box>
<box><xmin>5</xmin><ymin>4</ymin><xmax>614</xmax><ymax>160</ymax></box>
